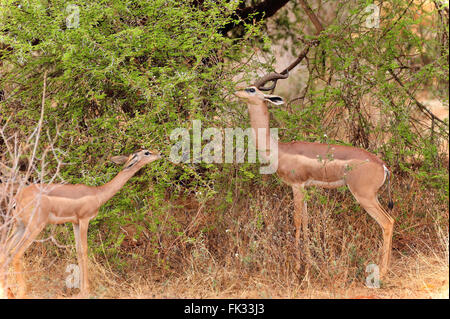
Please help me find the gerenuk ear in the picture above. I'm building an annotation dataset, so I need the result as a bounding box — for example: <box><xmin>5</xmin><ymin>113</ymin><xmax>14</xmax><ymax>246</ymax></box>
<box><xmin>110</xmin><ymin>155</ymin><xmax>129</xmax><ymax>165</ymax></box>
<box><xmin>263</xmin><ymin>94</ymin><xmax>285</xmax><ymax>105</ymax></box>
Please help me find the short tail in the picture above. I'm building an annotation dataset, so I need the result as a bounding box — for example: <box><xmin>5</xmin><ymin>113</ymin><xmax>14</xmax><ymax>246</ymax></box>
<box><xmin>385</xmin><ymin>166</ymin><xmax>394</xmax><ymax>210</ymax></box>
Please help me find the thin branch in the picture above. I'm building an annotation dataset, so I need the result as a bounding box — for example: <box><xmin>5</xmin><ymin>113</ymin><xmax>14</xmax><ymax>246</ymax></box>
<box><xmin>281</xmin><ymin>41</ymin><xmax>317</xmax><ymax>75</ymax></box>
<box><xmin>34</xmin><ymin>235</ymin><xmax>71</xmax><ymax>249</ymax></box>
<box><xmin>24</xmin><ymin>71</ymin><xmax>48</xmax><ymax>184</ymax></box>
<box><xmin>220</xmin><ymin>0</ymin><xmax>291</xmax><ymax>35</ymax></box>
<box><xmin>257</xmin><ymin>0</ymin><xmax>324</xmax><ymax>91</ymax></box>
<box><xmin>379</xmin><ymin>0</ymin><xmax>415</xmax><ymax>40</ymax></box>
<box><xmin>298</xmin><ymin>0</ymin><xmax>324</xmax><ymax>34</ymax></box>
<box><xmin>388</xmin><ymin>69</ymin><xmax>449</xmax><ymax>131</ymax></box>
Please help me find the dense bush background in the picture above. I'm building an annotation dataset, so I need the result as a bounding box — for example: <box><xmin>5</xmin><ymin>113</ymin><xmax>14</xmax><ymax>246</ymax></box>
<box><xmin>0</xmin><ymin>0</ymin><xmax>448</xmax><ymax>295</ymax></box>
<box><xmin>0</xmin><ymin>0</ymin><xmax>268</xmax><ymax>262</ymax></box>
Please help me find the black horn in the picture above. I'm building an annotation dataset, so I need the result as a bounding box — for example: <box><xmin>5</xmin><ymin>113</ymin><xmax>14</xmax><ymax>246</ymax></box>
<box><xmin>253</xmin><ymin>71</ymin><xmax>289</xmax><ymax>91</ymax></box>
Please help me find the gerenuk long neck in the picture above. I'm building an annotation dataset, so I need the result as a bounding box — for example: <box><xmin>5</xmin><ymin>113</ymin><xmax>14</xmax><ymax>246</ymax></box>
<box><xmin>96</xmin><ymin>165</ymin><xmax>141</xmax><ymax>205</ymax></box>
<box><xmin>246</xmin><ymin>100</ymin><xmax>278</xmax><ymax>157</ymax></box>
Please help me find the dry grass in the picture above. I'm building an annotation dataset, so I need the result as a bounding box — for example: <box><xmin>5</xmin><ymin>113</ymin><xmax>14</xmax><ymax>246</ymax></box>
<box><xmin>6</xmin><ymin>245</ymin><xmax>448</xmax><ymax>299</ymax></box>
<box><xmin>3</xmin><ymin>175</ymin><xmax>448</xmax><ymax>299</ymax></box>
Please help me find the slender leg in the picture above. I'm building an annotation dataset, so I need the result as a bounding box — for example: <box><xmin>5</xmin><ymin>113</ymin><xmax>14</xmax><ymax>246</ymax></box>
<box><xmin>0</xmin><ymin>221</ymin><xmax>26</xmax><ymax>298</ymax></box>
<box><xmin>73</xmin><ymin>218</ymin><xmax>90</xmax><ymax>297</ymax></box>
<box><xmin>352</xmin><ymin>194</ymin><xmax>394</xmax><ymax>277</ymax></box>
<box><xmin>375</xmin><ymin>198</ymin><xmax>394</xmax><ymax>273</ymax></box>
<box><xmin>72</xmin><ymin>222</ymin><xmax>82</xmax><ymax>295</ymax></box>
<box><xmin>0</xmin><ymin>221</ymin><xmax>26</xmax><ymax>267</ymax></box>
<box><xmin>5</xmin><ymin>222</ymin><xmax>26</xmax><ymax>255</ymax></box>
<box><xmin>10</xmin><ymin>223</ymin><xmax>46</xmax><ymax>298</ymax></box>
<box><xmin>292</xmin><ymin>185</ymin><xmax>311</xmax><ymax>271</ymax></box>
<box><xmin>345</xmin><ymin>162</ymin><xmax>395</xmax><ymax>277</ymax></box>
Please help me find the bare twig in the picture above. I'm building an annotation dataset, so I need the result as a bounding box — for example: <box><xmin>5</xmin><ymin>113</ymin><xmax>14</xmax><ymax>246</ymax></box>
<box><xmin>254</xmin><ymin>0</ymin><xmax>323</xmax><ymax>91</ymax></box>
<box><xmin>298</xmin><ymin>0</ymin><xmax>325</xmax><ymax>34</ymax></box>
<box><xmin>24</xmin><ymin>71</ymin><xmax>47</xmax><ymax>184</ymax></box>
<box><xmin>388</xmin><ymin>69</ymin><xmax>449</xmax><ymax>132</ymax></box>
<box><xmin>34</xmin><ymin>235</ymin><xmax>71</xmax><ymax>249</ymax></box>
